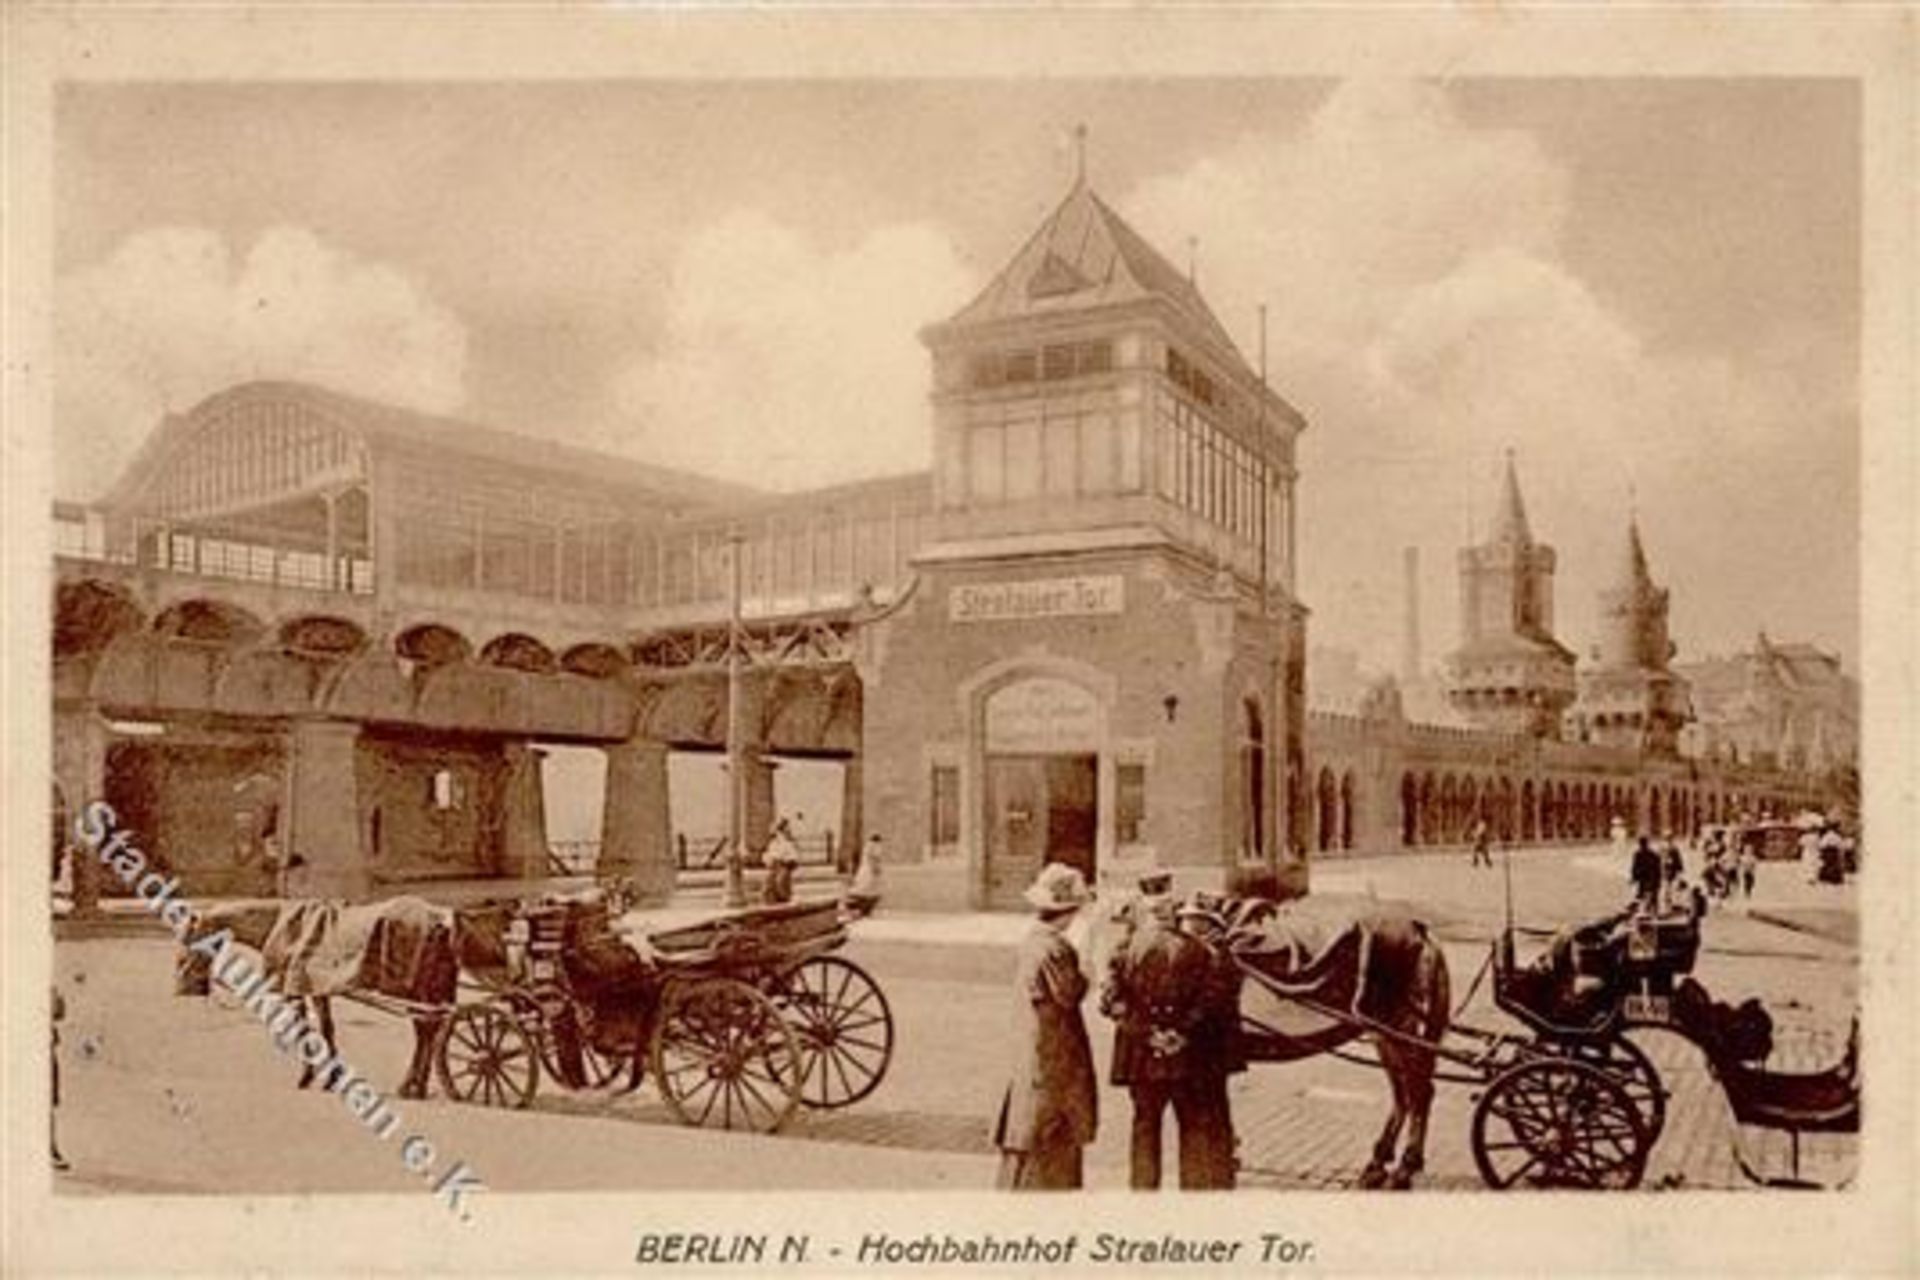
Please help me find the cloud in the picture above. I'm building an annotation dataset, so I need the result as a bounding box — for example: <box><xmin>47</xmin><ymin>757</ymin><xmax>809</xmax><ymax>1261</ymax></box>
<box><xmin>610</xmin><ymin>210</ymin><xmax>974</xmax><ymax>491</ymax></box>
<box><xmin>1121</xmin><ymin>81</ymin><xmax>1855</xmax><ymax>672</ymax></box>
<box><xmin>57</xmin><ymin>226</ymin><xmax>467</xmax><ymax>500</ymax></box>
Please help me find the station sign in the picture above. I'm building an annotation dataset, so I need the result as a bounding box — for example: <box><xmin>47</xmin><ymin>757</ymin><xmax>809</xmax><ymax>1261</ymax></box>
<box><xmin>985</xmin><ymin>677</ymin><xmax>1104</xmax><ymax>753</ymax></box>
<box><xmin>950</xmin><ymin>574</ymin><xmax>1123</xmax><ymax>623</ymax></box>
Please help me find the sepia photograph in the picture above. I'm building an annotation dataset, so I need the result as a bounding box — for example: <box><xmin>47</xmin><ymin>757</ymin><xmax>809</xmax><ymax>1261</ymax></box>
<box><xmin>5</xmin><ymin>7</ymin><xmax>1914</xmax><ymax>1276</ymax></box>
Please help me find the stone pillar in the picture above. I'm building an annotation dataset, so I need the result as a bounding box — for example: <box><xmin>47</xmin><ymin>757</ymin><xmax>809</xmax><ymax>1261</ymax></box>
<box><xmin>287</xmin><ymin>719</ymin><xmax>368</xmax><ymax>900</ymax></box>
<box><xmin>498</xmin><ymin>742</ymin><xmax>549</xmax><ymax>880</ymax></box>
<box><xmin>601</xmin><ymin>739</ymin><xmax>673</xmax><ymax>905</ymax></box>
<box><xmin>838</xmin><ymin>755</ymin><xmax>864</xmax><ymax>874</ymax></box>
<box><xmin>323</xmin><ymin>490</ymin><xmax>340</xmax><ymax>591</ymax></box>
<box><xmin>744</xmin><ymin>754</ymin><xmax>777</xmax><ymax>856</ymax></box>
<box><xmin>53</xmin><ymin>705</ymin><xmax>110</xmax><ymax>915</ymax></box>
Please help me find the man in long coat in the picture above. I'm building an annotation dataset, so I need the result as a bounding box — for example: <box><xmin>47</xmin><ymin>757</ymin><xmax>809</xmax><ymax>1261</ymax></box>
<box><xmin>994</xmin><ymin>862</ymin><xmax>1097</xmax><ymax>1190</ymax></box>
<box><xmin>1630</xmin><ymin>835</ymin><xmax>1663</xmax><ymax>910</ymax></box>
<box><xmin>1101</xmin><ymin>886</ymin><xmax>1241</xmax><ymax>1189</ymax></box>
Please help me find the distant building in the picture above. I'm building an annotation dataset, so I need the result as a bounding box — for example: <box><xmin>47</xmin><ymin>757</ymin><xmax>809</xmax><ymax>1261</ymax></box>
<box><xmin>1678</xmin><ymin>634</ymin><xmax>1858</xmax><ymax>775</ymax></box>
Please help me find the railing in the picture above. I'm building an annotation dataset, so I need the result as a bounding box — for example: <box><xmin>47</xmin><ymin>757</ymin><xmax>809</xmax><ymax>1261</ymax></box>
<box><xmin>547</xmin><ymin>839</ymin><xmax>602</xmax><ymax>875</ymax></box>
<box><xmin>674</xmin><ymin>831</ymin><xmax>838</xmax><ymax>870</ymax></box>
<box><xmin>548</xmin><ymin>832</ymin><xmax>841</xmax><ymax>876</ymax></box>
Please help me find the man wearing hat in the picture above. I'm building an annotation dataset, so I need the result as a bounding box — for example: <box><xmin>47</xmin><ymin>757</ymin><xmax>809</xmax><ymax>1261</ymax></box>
<box><xmin>1101</xmin><ymin>882</ymin><xmax>1241</xmax><ymax>1189</ymax></box>
<box><xmin>993</xmin><ymin>862</ymin><xmax>1098</xmax><ymax>1190</ymax></box>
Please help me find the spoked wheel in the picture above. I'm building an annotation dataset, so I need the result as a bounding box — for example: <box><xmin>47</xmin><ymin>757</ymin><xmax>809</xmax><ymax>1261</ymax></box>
<box><xmin>773</xmin><ymin>956</ymin><xmax>895</xmax><ymax>1109</ymax></box>
<box><xmin>579</xmin><ymin>1040</ymin><xmax>633</xmax><ymax>1089</ymax></box>
<box><xmin>1537</xmin><ymin>1034</ymin><xmax>1667</xmax><ymax>1146</ymax></box>
<box><xmin>527</xmin><ymin>1004</ymin><xmax>629</xmax><ymax>1090</ymax></box>
<box><xmin>436</xmin><ymin>1001</ymin><xmax>541</xmax><ymax>1109</ymax></box>
<box><xmin>650</xmin><ymin>978</ymin><xmax>801</xmax><ymax>1133</ymax></box>
<box><xmin>1472</xmin><ymin>1058</ymin><xmax>1650</xmax><ymax>1189</ymax></box>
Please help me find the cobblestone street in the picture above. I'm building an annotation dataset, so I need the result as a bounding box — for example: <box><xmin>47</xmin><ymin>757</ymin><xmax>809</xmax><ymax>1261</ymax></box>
<box><xmin>53</xmin><ymin>844</ymin><xmax>1856</xmax><ymax>1197</ymax></box>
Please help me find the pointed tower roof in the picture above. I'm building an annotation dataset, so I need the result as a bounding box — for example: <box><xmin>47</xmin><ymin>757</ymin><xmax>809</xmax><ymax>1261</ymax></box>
<box><xmin>1489</xmin><ymin>451</ymin><xmax>1533</xmax><ymax>546</ymax></box>
<box><xmin>1614</xmin><ymin>515</ymin><xmax>1654</xmax><ymax>593</ymax></box>
<box><xmin>936</xmin><ymin>177</ymin><xmax>1245</xmax><ymax>364</ymax></box>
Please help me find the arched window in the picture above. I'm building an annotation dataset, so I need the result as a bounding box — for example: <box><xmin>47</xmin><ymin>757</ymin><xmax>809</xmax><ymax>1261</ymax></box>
<box><xmin>1317</xmin><ymin>767</ymin><xmax>1337</xmax><ymax>852</ymax></box>
<box><xmin>1339</xmin><ymin>772</ymin><xmax>1356</xmax><ymax>850</ymax></box>
<box><xmin>1241</xmin><ymin>698</ymin><xmax>1266</xmax><ymax>860</ymax></box>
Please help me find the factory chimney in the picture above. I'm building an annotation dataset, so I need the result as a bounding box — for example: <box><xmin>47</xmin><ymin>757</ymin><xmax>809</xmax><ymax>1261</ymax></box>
<box><xmin>1401</xmin><ymin>545</ymin><xmax>1422</xmax><ymax>685</ymax></box>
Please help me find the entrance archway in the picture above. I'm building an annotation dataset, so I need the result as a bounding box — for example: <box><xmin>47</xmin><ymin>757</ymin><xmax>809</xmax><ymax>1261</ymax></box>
<box><xmin>978</xmin><ymin>674</ymin><xmax>1105</xmax><ymax>909</ymax></box>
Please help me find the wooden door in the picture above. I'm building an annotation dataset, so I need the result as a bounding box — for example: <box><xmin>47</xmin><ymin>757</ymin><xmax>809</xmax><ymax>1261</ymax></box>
<box><xmin>983</xmin><ymin>755</ymin><xmax>1047</xmax><ymax>910</ymax></box>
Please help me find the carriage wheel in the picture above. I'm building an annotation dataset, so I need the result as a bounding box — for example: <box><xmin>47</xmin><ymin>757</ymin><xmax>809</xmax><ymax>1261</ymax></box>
<box><xmin>523</xmin><ymin>1003</ymin><xmax>629</xmax><ymax>1091</ymax></box>
<box><xmin>580</xmin><ymin>1040</ymin><xmax>632</xmax><ymax>1088</ymax></box>
<box><xmin>650</xmin><ymin>978</ymin><xmax>801</xmax><ymax>1133</ymax></box>
<box><xmin>1539</xmin><ymin>1035</ymin><xmax>1667</xmax><ymax>1146</ymax></box>
<box><xmin>773</xmin><ymin>956</ymin><xmax>895</xmax><ymax>1109</ymax></box>
<box><xmin>1472</xmin><ymin>1058</ymin><xmax>1650</xmax><ymax>1189</ymax></box>
<box><xmin>436</xmin><ymin>1001</ymin><xmax>540</xmax><ymax>1109</ymax></box>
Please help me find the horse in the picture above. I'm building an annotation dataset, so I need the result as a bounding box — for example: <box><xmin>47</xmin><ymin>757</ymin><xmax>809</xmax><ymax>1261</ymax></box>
<box><xmin>175</xmin><ymin>896</ymin><xmax>508</xmax><ymax>1100</ymax></box>
<box><xmin>1181</xmin><ymin>891</ymin><xmax>1452</xmax><ymax>1190</ymax></box>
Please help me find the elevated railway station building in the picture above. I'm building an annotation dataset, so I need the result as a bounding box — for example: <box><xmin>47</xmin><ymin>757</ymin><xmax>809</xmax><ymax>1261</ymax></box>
<box><xmin>52</xmin><ymin>174</ymin><xmax>1837</xmax><ymax>912</ymax></box>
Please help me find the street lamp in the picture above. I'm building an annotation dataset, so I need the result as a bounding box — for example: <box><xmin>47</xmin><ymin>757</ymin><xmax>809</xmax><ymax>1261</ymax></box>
<box><xmin>724</xmin><ymin>525</ymin><xmax>748</xmax><ymax>909</ymax></box>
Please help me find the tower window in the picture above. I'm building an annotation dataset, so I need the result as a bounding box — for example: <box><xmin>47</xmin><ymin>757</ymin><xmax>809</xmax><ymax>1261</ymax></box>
<box><xmin>968</xmin><ymin>341</ymin><xmax>1112</xmax><ymax>389</ymax></box>
<box><xmin>1166</xmin><ymin>346</ymin><xmax>1218</xmax><ymax>407</ymax></box>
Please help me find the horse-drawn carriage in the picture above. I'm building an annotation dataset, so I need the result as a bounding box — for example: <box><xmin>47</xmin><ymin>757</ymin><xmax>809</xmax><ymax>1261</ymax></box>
<box><xmin>178</xmin><ymin>892</ymin><xmax>894</xmax><ymax>1135</ymax></box>
<box><xmin>1217</xmin><ymin>891</ymin><xmax>1858</xmax><ymax>1191</ymax></box>
<box><xmin>436</xmin><ymin>895</ymin><xmax>895</xmax><ymax>1132</ymax></box>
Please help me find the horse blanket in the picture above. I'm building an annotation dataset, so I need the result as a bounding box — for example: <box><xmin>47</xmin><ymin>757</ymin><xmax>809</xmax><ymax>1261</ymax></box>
<box><xmin>260</xmin><ymin>896</ymin><xmax>456</xmax><ymax>1000</ymax></box>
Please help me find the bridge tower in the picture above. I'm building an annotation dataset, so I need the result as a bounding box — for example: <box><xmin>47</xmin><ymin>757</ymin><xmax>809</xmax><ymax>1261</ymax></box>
<box><xmin>1444</xmin><ymin>454</ymin><xmax>1577</xmax><ymax>738</ymax></box>
<box><xmin>1574</xmin><ymin>514</ymin><xmax>1692</xmax><ymax>755</ymax></box>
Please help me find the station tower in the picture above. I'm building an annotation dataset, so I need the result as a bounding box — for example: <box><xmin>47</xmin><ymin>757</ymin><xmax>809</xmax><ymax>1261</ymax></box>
<box><xmin>860</xmin><ymin>153</ymin><xmax>1311</xmax><ymax>909</ymax></box>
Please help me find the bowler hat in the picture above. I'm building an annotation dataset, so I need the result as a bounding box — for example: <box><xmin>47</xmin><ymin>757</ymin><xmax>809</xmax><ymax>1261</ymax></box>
<box><xmin>1023</xmin><ymin>862</ymin><xmax>1093</xmax><ymax>913</ymax></box>
<box><xmin>1136</xmin><ymin>871</ymin><xmax>1174</xmax><ymax>898</ymax></box>
<box><xmin>1175</xmin><ymin>895</ymin><xmax>1226</xmax><ymax>929</ymax></box>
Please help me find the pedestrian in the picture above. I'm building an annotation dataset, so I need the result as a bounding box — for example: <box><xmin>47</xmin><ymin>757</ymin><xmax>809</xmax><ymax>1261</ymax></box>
<box><xmin>1469</xmin><ymin>818</ymin><xmax>1492</xmax><ymax>869</ymax></box>
<box><xmin>1816</xmin><ymin>824</ymin><xmax>1846</xmax><ymax>885</ymax></box>
<box><xmin>1661</xmin><ymin>837</ymin><xmax>1685</xmax><ymax>889</ymax></box>
<box><xmin>1672</xmin><ymin>874</ymin><xmax>1707</xmax><ymax>923</ymax></box>
<box><xmin>993</xmin><ymin>863</ymin><xmax>1097</xmax><ymax>1191</ymax></box>
<box><xmin>1738</xmin><ymin>842</ymin><xmax>1758</xmax><ymax>899</ymax></box>
<box><xmin>844</xmin><ymin>833</ymin><xmax>884</xmax><ymax>917</ymax></box>
<box><xmin>1629</xmin><ymin>835</ymin><xmax>1662</xmax><ymax>910</ymax></box>
<box><xmin>1103</xmin><ymin>889</ymin><xmax>1243</xmax><ymax>1190</ymax></box>
<box><xmin>51</xmin><ymin>983</ymin><xmax>68</xmax><ymax>1173</ymax></box>
<box><xmin>762</xmin><ymin>818</ymin><xmax>800</xmax><ymax>905</ymax></box>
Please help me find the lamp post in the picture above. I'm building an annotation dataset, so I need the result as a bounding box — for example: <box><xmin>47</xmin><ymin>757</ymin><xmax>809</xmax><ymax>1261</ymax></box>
<box><xmin>724</xmin><ymin>526</ymin><xmax>748</xmax><ymax>909</ymax></box>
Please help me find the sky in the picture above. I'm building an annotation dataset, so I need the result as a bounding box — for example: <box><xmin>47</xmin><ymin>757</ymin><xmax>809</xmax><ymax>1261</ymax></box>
<box><xmin>53</xmin><ymin>78</ymin><xmax>1859</xmax><ymax>674</ymax></box>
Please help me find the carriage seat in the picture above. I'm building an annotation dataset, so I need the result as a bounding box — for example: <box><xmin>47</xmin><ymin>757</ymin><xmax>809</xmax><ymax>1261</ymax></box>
<box><xmin>1716</xmin><ymin>1017</ymin><xmax>1859</xmax><ymax>1134</ymax></box>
